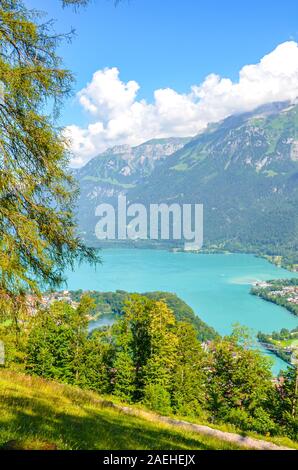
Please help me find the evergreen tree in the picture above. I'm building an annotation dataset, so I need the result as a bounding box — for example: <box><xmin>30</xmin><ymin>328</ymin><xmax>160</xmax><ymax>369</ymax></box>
<box><xmin>26</xmin><ymin>298</ymin><xmax>106</xmax><ymax>387</ymax></box>
<box><xmin>123</xmin><ymin>295</ymin><xmax>153</xmax><ymax>396</ymax></box>
<box><xmin>26</xmin><ymin>302</ymin><xmax>82</xmax><ymax>382</ymax></box>
<box><xmin>111</xmin><ymin>296</ymin><xmax>179</xmax><ymax>402</ymax></box>
<box><xmin>143</xmin><ymin>301</ymin><xmax>178</xmax><ymax>391</ymax></box>
<box><xmin>76</xmin><ymin>337</ymin><xmax>110</xmax><ymax>393</ymax></box>
<box><xmin>111</xmin><ymin>317</ymin><xmax>135</xmax><ymax>402</ymax></box>
<box><xmin>172</xmin><ymin>322</ymin><xmax>207</xmax><ymax>417</ymax></box>
<box><xmin>113</xmin><ymin>350</ymin><xmax>135</xmax><ymax>402</ymax></box>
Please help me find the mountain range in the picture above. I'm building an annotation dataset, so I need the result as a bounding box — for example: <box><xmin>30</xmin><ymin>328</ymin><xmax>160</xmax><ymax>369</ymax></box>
<box><xmin>75</xmin><ymin>137</ymin><xmax>190</xmax><ymax>241</ymax></box>
<box><xmin>75</xmin><ymin>101</ymin><xmax>298</xmax><ymax>267</ymax></box>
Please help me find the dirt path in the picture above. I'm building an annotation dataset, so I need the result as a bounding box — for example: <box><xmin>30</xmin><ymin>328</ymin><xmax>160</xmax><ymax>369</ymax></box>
<box><xmin>107</xmin><ymin>402</ymin><xmax>294</xmax><ymax>450</ymax></box>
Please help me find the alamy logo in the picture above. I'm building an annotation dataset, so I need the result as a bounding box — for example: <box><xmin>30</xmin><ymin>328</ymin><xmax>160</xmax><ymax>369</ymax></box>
<box><xmin>95</xmin><ymin>196</ymin><xmax>203</xmax><ymax>250</ymax></box>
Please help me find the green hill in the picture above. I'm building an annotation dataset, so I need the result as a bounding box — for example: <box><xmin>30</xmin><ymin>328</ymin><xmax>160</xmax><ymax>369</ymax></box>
<box><xmin>0</xmin><ymin>369</ymin><xmax>242</xmax><ymax>450</ymax></box>
<box><xmin>1</xmin><ymin>370</ymin><xmax>296</xmax><ymax>451</ymax></box>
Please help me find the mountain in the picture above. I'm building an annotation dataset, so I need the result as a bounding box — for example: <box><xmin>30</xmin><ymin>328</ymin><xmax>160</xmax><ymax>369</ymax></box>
<box><xmin>128</xmin><ymin>101</ymin><xmax>298</xmax><ymax>264</ymax></box>
<box><xmin>75</xmin><ymin>137</ymin><xmax>190</xmax><ymax>242</ymax></box>
<box><xmin>75</xmin><ymin>101</ymin><xmax>298</xmax><ymax>265</ymax></box>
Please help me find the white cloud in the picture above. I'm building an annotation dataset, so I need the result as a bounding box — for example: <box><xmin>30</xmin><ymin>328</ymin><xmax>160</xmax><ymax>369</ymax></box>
<box><xmin>66</xmin><ymin>41</ymin><xmax>298</xmax><ymax>167</ymax></box>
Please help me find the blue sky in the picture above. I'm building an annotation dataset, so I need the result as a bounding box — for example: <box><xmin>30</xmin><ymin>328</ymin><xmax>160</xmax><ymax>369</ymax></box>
<box><xmin>26</xmin><ymin>0</ymin><xmax>298</xmax><ymax>165</ymax></box>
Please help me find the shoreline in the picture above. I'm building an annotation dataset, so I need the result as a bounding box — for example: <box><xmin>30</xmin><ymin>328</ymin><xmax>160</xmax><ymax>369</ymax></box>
<box><xmin>251</xmin><ymin>282</ymin><xmax>298</xmax><ymax>366</ymax></box>
<box><xmin>88</xmin><ymin>241</ymin><xmax>297</xmax><ymax>274</ymax></box>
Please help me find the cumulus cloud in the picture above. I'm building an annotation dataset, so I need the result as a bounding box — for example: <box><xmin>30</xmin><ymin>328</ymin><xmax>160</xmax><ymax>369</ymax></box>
<box><xmin>66</xmin><ymin>41</ymin><xmax>298</xmax><ymax>167</ymax></box>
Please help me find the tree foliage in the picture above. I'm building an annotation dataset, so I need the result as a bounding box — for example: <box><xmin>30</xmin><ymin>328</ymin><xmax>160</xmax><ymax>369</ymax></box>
<box><xmin>2</xmin><ymin>294</ymin><xmax>296</xmax><ymax>439</ymax></box>
<box><xmin>207</xmin><ymin>328</ymin><xmax>273</xmax><ymax>421</ymax></box>
<box><xmin>0</xmin><ymin>0</ymin><xmax>98</xmax><ymax>309</ymax></box>
<box><xmin>172</xmin><ymin>322</ymin><xmax>207</xmax><ymax>417</ymax></box>
<box><xmin>26</xmin><ymin>298</ymin><xmax>110</xmax><ymax>391</ymax></box>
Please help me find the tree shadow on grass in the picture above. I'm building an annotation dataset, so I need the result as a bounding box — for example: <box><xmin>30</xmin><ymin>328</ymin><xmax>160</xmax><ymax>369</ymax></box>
<box><xmin>0</xmin><ymin>394</ymin><xmax>224</xmax><ymax>450</ymax></box>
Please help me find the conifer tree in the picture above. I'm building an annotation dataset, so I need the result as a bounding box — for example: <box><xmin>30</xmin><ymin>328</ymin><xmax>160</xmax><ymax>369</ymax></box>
<box><xmin>143</xmin><ymin>301</ymin><xmax>178</xmax><ymax>390</ymax></box>
<box><xmin>123</xmin><ymin>295</ymin><xmax>153</xmax><ymax>395</ymax></box>
<box><xmin>112</xmin><ymin>317</ymin><xmax>136</xmax><ymax>402</ymax></box>
<box><xmin>172</xmin><ymin>322</ymin><xmax>207</xmax><ymax>417</ymax></box>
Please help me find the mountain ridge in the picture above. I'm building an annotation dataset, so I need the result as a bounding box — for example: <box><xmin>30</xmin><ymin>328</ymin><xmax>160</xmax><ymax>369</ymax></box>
<box><xmin>75</xmin><ymin>101</ymin><xmax>298</xmax><ymax>266</ymax></box>
<box><xmin>75</xmin><ymin>136</ymin><xmax>191</xmax><ymax>240</ymax></box>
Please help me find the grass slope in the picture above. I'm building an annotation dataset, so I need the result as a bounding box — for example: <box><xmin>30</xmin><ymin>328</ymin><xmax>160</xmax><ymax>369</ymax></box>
<box><xmin>0</xmin><ymin>370</ymin><xmax>241</xmax><ymax>450</ymax></box>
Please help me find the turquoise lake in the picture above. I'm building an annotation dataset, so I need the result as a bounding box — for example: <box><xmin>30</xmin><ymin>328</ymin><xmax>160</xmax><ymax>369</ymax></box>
<box><xmin>65</xmin><ymin>249</ymin><xmax>298</xmax><ymax>374</ymax></box>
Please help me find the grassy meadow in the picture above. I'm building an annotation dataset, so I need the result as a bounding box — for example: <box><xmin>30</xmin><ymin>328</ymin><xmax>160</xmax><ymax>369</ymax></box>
<box><xmin>0</xmin><ymin>369</ymin><xmax>242</xmax><ymax>450</ymax></box>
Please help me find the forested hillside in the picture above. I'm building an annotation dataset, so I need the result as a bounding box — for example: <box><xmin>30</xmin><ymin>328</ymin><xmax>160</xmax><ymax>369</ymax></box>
<box><xmin>2</xmin><ymin>293</ymin><xmax>297</xmax><ymax>441</ymax></box>
<box><xmin>75</xmin><ymin>101</ymin><xmax>298</xmax><ymax>267</ymax></box>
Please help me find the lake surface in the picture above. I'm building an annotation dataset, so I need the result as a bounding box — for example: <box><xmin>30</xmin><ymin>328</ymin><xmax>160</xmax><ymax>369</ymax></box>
<box><xmin>65</xmin><ymin>249</ymin><xmax>298</xmax><ymax>374</ymax></box>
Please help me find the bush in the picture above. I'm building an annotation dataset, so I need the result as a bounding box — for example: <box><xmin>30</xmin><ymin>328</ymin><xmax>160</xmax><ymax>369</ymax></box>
<box><xmin>282</xmin><ymin>412</ymin><xmax>298</xmax><ymax>440</ymax></box>
<box><xmin>225</xmin><ymin>408</ymin><xmax>252</xmax><ymax>431</ymax></box>
<box><xmin>225</xmin><ymin>407</ymin><xmax>278</xmax><ymax>436</ymax></box>
<box><xmin>251</xmin><ymin>408</ymin><xmax>278</xmax><ymax>435</ymax></box>
<box><xmin>172</xmin><ymin>392</ymin><xmax>207</xmax><ymax>419</ymax></box>
<box><xmin>143</xmin><ymin>384</ymin><xmax>172</xmax><ymax>415</ymax></box>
